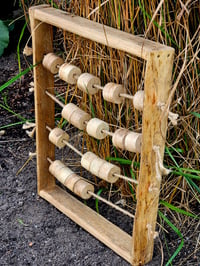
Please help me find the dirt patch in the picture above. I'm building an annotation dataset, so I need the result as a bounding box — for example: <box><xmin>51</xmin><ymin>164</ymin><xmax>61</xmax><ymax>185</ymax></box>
<box><xmin>0</xmin><ymin>53</ymin><xmax>199</xmax><ymax>266</ymax></box>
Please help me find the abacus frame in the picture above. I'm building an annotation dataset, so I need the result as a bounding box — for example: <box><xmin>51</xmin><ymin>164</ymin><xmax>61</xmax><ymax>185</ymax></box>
<box><xmin>29</xmin><ymin>5</ymin><xmax>174</xmax><ymax>265</ymax></box>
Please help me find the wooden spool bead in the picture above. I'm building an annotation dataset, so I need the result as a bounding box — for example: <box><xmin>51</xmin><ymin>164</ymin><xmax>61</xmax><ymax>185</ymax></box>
<box><xmin>42</xmin><ymin>53</ymin><xmax>64</xmax><ymax>74</ymax></box>
<box><xmin>103</xmin><ymin>82</ymin><xmax>126</xmax><ymax>104</ymax></box>
<box><xmin>48</xmin><ymin>127</ymin><xmax>69</xmax><ymax>149</ymax></box>
<box><xmin>112</xmin><ymin>129</ymin><xmax>129</xmax><ymax>150</ymax></box>
<box><xmin>133</xmin><ymin>90</ymin><xmax>144</xmax><ymax>111</ymax></box>
<box><xmin>77</xmin><ymin>73</ymin><xmax>101</xmax><ymax>95</ymax></box>
<box><xmin>124</xmin><ymin>131</ymin><xmax>142</xmax><ymax>153</ymax></box>
<box><xmin>81</xmin><ymin>151</ymin><xmax>120</xmax><ymax>183</ymax></box>
<box><xmin>112</xmin><ymin>129</ymin><xmax>142</xmax><ymax>153</ymax></box>
<box><xmin>59</xmin><ymin>63</ymin><xmax>81</xmax><ymax>84</ymax></box>
<box><xmin>65</xmin><ymin>173</ymin><xmax>94</xmax><ymax>200</ymax></box>
<box><xmin>86</xmin><ymin>118</ymin><xmax>109</xmax><ymax>139</ymax></box>
<box><xmin>49</xmin><ymin>160</ymin><xmax>94</xmax><ymax>199</ymax></box>
<box><xmin>61</xmin><ymin>103</ymin><xmax>91</xmax><ymax>130</ymax></box>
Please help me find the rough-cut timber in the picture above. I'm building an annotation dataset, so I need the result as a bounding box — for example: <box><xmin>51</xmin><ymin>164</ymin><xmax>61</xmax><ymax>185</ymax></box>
<box><xmin>30</xmin><ymin>5</ymin><xmax>173</xmax><ymax>60</ymax></box>
<box><xmin>40</xmin><ymin>186</ymin><xmax>132</xmax><ymax>263</ymax></box>
<box><xmin>29</xmin><ymin>6</ymin><xmax>55</xmax><ymax>192</ymax></box>
<box><xmin>29</xmin><ymin>5</ymin><xmax>175</xmax><ymax>266</ymax></box>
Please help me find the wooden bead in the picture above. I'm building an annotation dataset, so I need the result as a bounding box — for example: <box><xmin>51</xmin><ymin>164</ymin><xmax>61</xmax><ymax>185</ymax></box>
<box><xmin>42</xmin><ymin>53</ymin><xmax>64</xmax><ymax>74</ymax></box>
<box><xmin>77</xmin><ymin>73</ymin><xmax>101</xmax><ymax>95</ymax></box>
<box><xmin>124</xmin><ymin>131</ymin><xmax>142</xmax><ymax>153</ymax></box>
<box><xmin>59</xmin><ymin>63</ymin><xmax>81</xmax><ymax>84</ymax></box>
<box><xmin>64</xmin><ymin>173</ymin><xmax>94</xmax><ymax>199</ymax></box>
<box><xmin>112</xmin><ymin>129</ymin><xmax>142</xmax><ymax>153</ymax></box>
<box><xmin>81</xmin><ymin>151</ymin><xmax>120</xmax><ymax>183</ymax></box>
<box><xmin>86</xmin><ymin>118</ymin><xmax>109</xmax><ymax>139</ymax></box>
<box><xmin>103</xmin><ymin>83</ymin><xmax>126</xmax><ymax>104</ymax></box>
<box><xmin>49</xmin><ymin>160</ymin><xmax>72</xmax><ymax>184</ymax></box>
<box><xmin>61</xmin><ymin>103</ymin><xmax>91</xmax><ymax>130</ymax></box>
<box><xmin>49</xmin><ymin>160</ymin><xmax>94</xmax><ymax>199</ymax></box>
<box><xmin>133</xmin><ymin>90</ymin><xmax>144</xmax><ymax>111</ymax></box>
<box><xmin>48</xmin><ymin>127</ymin><xmax>69</xmax><ymax>149</ymax></box>
<box><xmin>112</xmin><ymin>129</ymin><xmax>129</xmax><ymax>150</ymax></box>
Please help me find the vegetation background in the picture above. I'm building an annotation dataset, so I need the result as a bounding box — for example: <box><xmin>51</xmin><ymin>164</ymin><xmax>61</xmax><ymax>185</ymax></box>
<box><xmin>0</xmin><ymin>0</ymin><xmax>199</xmax><ymax>265</ymax></box>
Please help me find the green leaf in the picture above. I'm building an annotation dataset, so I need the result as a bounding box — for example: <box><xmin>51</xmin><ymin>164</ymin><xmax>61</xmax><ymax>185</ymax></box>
<box><xmin>191</xmin><ymin>112</ymin><xmax>200</xmax><ymax>119</ymax></box>
<box><xmin>106</xmin><ymin>156</ymin><xmax>140</xmax><ymax>168</ymax></box>
<box><xmin>95</xmin><ymin>188</ymin><xmax>107</xmax><ymax>213</ymax></box>
<box><xmin>0</xmin><ymin>64</ymin><xmax>35</xmax><ymax>93</ymax></box>
<box><xmin>159</xmin><ymin>211</ymin><xmax>184</xmax><ymax>266</ymax></box>
<box><xmin>0</xmin><ymin>20</ymin><xmax>9</xmax><ymax>57</ymax></box>
<box><xmin>160</xmin><ymin>200</ymin><xmax>198</xmax><ymax>219</ymax></box>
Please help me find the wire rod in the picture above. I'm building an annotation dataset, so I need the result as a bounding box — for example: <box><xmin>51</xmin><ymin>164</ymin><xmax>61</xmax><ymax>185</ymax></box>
<box><xmin>62</xmin><ymin>139</ymin><xmax>83</xmax><ymax>157</ymax></box>
<box><xmin>45</xmin><ymin>90</ymin><xmax>65</xmax><ymax>108</ymax></box>
<box><xmin>87</xmin><ymin>191</ymin><xmax>134</xmax><ymax>219</ymax></box>
<box><xmin>113</xmin><ymin>173</ymin><xmax>138</xmax><ymax>185</ymax></box>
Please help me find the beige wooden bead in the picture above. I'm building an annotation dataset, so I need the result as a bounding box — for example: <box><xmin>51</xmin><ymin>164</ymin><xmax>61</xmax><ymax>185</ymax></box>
<box><xmin>103</xmin><ymin>83</ymin><xmax>126</xmax><ymax>104</ymax></box>
<box><xmin>61</xmin><ymin>103</ymin><xmax>91</xmax><ymax>130</ymax></box>
<box><xmin>77</xmin><ymin>73</ymin><xmax>101</xmax><ymax>95</ymax></box>
<box><xmin>133</xmin><ymin>90</ymin><xmax>144</xmax><ymax>111</ymax></box>
<box><xmin>49</xmin><ymin>160</ymin><xmax>73</xmax><ymax>184</ymax></box>
<box><xmin>98</xmin><ymin>161</ymin><xmax>119</xmax><ymax>183</ymax></box>
<box><xmin>59</xmin><ymin>63</ymin><xmax>81</xmax><ymax>84</ymax></box>
<box><xmin>80</xmin><ymin>151</ymin><xmax>96</xmax><ymax>170</ymax></box>
<box><xmin>124</xmin><ymin>132</ymin><xmax>142</xmax><ymax>153</ymax></box>
<box><xmin>42</xmin><ymin>53</ymin><xmax>64</xmax><ymax>74</ymax></box>
<box><xmin>48</xmin><ymin>127</ymin><xmax>69</xmax><ymax>149</ymax></box>
<box><xmin>112</xmin><ymin>129</ymin><xmax>129</xmax><ymax>150</ymax></box>
<box><xmin>112</xmin><ymin>129</ymin><xmax>142</xmax><ymax>153</ymax></box>
<box><xmin>64</xmin><ymin>173</ymin><xmax>94</xmax><ymax>199</ymax></box>
<box><xmin>49</xmin><ymin>160</ymin><xmax>93</xmax><ymax>199</ymax></box>
<box><xmin>86</xmin><ymin>118</ymin><xmax>109</xmax><ymax>139</ymax></box>
<box><xmin>61</xmin><ymin>103</ymin><xmax>77</xmax><ymax>123</ymax></box>
<box><xmin>81</xmin><ymin>151</ymin><xmax>120</xmax><ymax>183</ymax></box>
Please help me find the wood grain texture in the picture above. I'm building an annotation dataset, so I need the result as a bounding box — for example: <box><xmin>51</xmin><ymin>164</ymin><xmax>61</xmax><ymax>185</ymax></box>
<box><xmin>40</xmin><ymin>186</ymin><xmax>132</xmax><ymax>263</ymax></box>
<box><xmin>30</xmin><ymin>5</ymin><xmax>173</xmax><ymax>60</ymax></box>
<box><xmin>132</xmin><ymin>50</ymin><xmax>174</xmax><ymax>265</ymax></box>
<box><xmin>29</xmin><ymin>7</ymin><xmax>55</xmax><ymax>192</ymax></box>
<box><xmin>30</xmin><ymin>5</ymin><xmax>175</xmax><ymax>265</ymax></box>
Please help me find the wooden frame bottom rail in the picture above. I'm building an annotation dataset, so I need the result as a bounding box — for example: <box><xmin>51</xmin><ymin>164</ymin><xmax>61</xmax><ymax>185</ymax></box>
<box><xmin>40</xmin><ymin>186</ymin><xmax>132</xmax><ymax>263</ymax></box>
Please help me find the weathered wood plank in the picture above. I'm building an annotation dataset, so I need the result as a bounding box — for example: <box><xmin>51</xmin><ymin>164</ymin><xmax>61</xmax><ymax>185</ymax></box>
<box><xmin>40</xmin><ymin>186</ymin><xmax>132</xmax><ymax>263</ymax></box>
<box><xmin>29</xmin><ymin>7</ymin><xmax>55</xmax><ymax>192</ymax></box>
<box><xmin>29</xmin><ymin>5</ymin><xmax>175</xmax><ymax>265</ymax></box>
<box><xmin>30</xmin><ymin>5</ymin><xmax>173</xmax><ymax>60</ymax></box>
<box><xmin>132</xmin><ymin>50</ymin><xmax>174</xmax><ymax>265</ymax></box>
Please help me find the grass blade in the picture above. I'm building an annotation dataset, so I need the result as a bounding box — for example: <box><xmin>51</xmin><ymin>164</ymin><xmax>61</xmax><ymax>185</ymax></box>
<box><xmin>159</xmin><ymin>211</ymin><xmax>184</xmax><ymax>266</ymax></box>
<box><xmin>0</xmin><ymin>64</ymin><xmax>35</xmax><ymax>93</ymax></box>
<box><xmin>191</xmin><ymin>112</ymin><xmax>200</xmax><ymax>119</ymax></box>
<box><xmin>160</xmin><ymin>200</ymin><xmax>198</xmax><ymax>219</ymax></box>
<box><xmin>17</xmin><ymin>22</ymin><xmax>27</xmax><ymax>75</ymax></box>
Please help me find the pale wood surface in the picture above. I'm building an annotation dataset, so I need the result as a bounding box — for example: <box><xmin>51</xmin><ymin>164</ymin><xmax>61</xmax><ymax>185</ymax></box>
<box><xmin>132</xmin><ymin>50</ymin><xmax>174</xmax><ymax>265</ymax></box>
<box><xmin>40</xmin><ymin>186</ymin><xmax>132</xmax><ymax>263</ymax></box>
<box><xmin>30</xmin><ymin>5</ymin><xmax>175</xmax><ymax>265</ymax></box>
<box><xmin>29</xmin><ymin>8</ymin><xmax>55</xmax><ymax>192</ymax></box>
<box><xmin>30</xmin><ymin>5</ymin><xmax>173</xmax><ymax>60</ymax></box>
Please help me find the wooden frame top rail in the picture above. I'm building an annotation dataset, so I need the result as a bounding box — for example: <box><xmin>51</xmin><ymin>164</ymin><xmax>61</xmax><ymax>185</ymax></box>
<box><xmin>30</xmin><ymin>5</ymin><xmax>174</xmax><ymax>60</ymax></box>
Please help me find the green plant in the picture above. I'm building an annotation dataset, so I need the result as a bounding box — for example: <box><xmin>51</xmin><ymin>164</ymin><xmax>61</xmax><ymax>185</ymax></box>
<box><xmin>0</xmin><ymin>20</ymin><xmax>9</xmax><ymax>56</ymax></box>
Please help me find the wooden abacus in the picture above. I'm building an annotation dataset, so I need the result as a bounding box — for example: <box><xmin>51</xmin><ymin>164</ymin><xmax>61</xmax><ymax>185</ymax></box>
<box><xmin>29</xmin><ymin>5</ymin><xmax>174</xmax><ymax>265</ymax></box>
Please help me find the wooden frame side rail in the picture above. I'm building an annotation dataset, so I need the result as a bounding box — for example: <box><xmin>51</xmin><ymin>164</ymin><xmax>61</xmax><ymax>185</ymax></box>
<box><xmin>29</xmin><ymin>5</ymin><xmax>174</xmax><ymax>265</ymax></box>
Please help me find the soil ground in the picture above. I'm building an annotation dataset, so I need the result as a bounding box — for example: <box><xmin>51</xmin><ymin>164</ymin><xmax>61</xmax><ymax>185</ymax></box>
<box><xmin>0</xmin><ymin>52</ymin><xmax>199</xmax><ymax>266</ymax></box>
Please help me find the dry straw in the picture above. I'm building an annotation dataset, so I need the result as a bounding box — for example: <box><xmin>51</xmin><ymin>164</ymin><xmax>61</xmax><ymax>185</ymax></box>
<box><xmin>22</xmin><ymin>0</ymin><xmax>199</xmax><ymax>233</ymax></box>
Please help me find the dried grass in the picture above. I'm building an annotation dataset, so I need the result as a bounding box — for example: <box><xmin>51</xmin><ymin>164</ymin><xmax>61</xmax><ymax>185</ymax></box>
<box><xmin>22</xmin><ymin>0</ymin><xmax>199</xmax><ymax>249</ymax></box>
